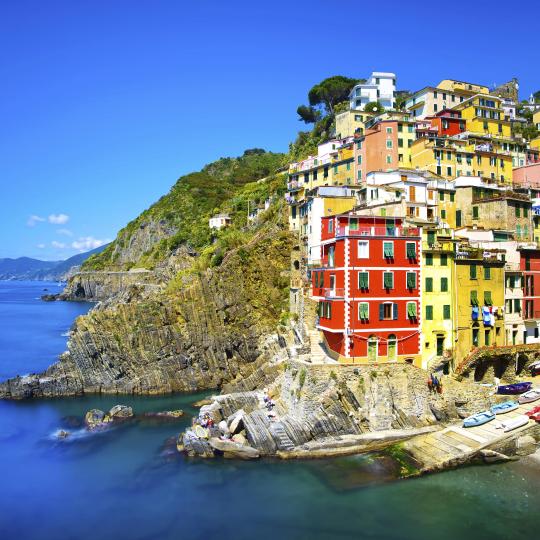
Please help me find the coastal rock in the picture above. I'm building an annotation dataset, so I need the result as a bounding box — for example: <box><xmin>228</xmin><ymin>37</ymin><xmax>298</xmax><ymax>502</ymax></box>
<box><xmin>143</xmin><ymin>410</ymin><xmax>184</xmax><ymax>420</ymax></box>
<box><xmin>108</xmin><ymin>404</ymin><xmax>133</xmax><ymax>419</ymax></box>
<box><xmin>227</xmin><ymin>410</ymin><xmax>245</xmax><ymax>435</ymax></box>
<box><xmin>208</xmin><ymin>437</ymin><xmax>260</xmax><ymax>459</ymax></box>
<box><xmin>85</xmin><ymin>409</ymin><xmax>106</xmax><ymax>429</ymax></box>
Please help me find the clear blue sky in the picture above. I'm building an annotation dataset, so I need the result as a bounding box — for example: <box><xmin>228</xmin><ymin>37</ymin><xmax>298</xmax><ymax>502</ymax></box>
<box><xmin>2</xmin><ymin>0</ymin><xmax>539</xmax><ymax>260</ymax></box>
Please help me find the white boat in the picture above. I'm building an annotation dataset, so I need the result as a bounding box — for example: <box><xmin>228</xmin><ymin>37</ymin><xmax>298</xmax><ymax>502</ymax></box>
<box><xmin>500</xmin><ymin>415</ymin><xmax>529</xmax><ymax>433</ymax></box>
<box><xmin>518</xmin><ymin>388</ymin><xmax>540</xmax><ymax>404</ymax></box>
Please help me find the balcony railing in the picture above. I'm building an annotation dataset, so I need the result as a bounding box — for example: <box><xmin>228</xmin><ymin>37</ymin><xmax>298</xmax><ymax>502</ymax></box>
<box><xmin>422</xmin><ymin>241</ymin><xmax>455</xmax><ymax>252</ymax></box>
<box><xmin>336</xmin><ymin>226</ymin><xmax>420</xmax><ymax>238</ymax></box>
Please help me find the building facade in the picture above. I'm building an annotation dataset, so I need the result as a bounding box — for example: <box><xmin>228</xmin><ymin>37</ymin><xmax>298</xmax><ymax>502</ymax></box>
<box><xmin>349</xmin><ymin>72</ymin><xmax>397</xmax><ymax>111</ymax></box>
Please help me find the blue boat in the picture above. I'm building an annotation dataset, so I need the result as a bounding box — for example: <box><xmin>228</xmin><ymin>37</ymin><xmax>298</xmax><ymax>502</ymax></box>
<box><xmin>463</xmin><ymin>410</ymin><xmax>495</xmax><ymax>428</ymax></box>
<box><xmin>497</xmin><ymin>382</ymin><xmax>532</xmax><ymax>395</ymax></box>
<box><xmin>491</xmin><ymin>401</ymin><xmax>519</xmax><ymax>415</ymax></box>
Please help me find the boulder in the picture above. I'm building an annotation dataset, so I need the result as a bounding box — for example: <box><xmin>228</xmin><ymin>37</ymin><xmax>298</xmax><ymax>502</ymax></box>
<box><xmin>142</xmin><ymin>410</ymin><xmax>184</xmax><ymax>421</ymax></box>
<box><xmin>199</xmin><ymin>402</ymin><xmax>222</xmax><ymax>424</ymax></box>
<box><xmin>84</xmin><ymin>409</ymin><xmax>106</xmax><ymax>429</ymax></box>
<box><xmin>232</xmin><ymin>433</ymin><xmax>247</xmax><ymax>446</ymax></box>
<box><xmin>180</xmin><ymin>430</ymin><xmax>215</xmax><ymax>458</ymax></box>
<box><xmin>191</xmin><ymin>398</ymin><xmax>213</xmax><ymax>408</ymax></box>
<box><xmin>228</xmin><ymin>410</ymin><xmax>245</xmax><ymax>435</ymax></box>
<box><xmin>218</xmin><ymin>420</ymin><xmax>230</xmax><ymax>435</ymax></box>
<box><xmin>208</xmin><ymin>437</ymin><xmax>260</xmax><ymax>460</ymax></box>
<box><xmin>108</xmin><ymin>404</ymin><xmax>134</xmax><ymax>419</ymax></box>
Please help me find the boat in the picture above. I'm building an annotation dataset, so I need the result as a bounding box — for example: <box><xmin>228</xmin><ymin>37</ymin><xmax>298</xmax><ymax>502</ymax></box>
<box><xmin>491</xmin><ymin>401</ymin><xmax>519</xmax><ymax>415</ymax></box>
<box><xmin>518</xmin><ymin>388</ymin><xmax>540</xmax><ymax>404</ymax></box>
<box><xmin>529</xmin><ymin>411</ymin><xmax>540</xmax><ymax>423</ymax></box>
<box><xmin>525</xmin><ymin>405</ymin><xmax>540</xmax><ymax>418</ymax></box>
<box><xmin>497</xmin><ymin>382</ymin><xmax>532</xmax><ymax>395</ymax></box>
<box><xmin>529</xmin><ymin>362</ymin><xmax>540</xmax><ymax>376</ymax></box>
<box><xmin>463</xmin><ymin>410</ymin><xmax>495</xmax><ymax>428</ymax></box>
<box><xmin>499</xmin><ymin>415</ymin><xmax>529</xmax><ymax>433</ymax></box>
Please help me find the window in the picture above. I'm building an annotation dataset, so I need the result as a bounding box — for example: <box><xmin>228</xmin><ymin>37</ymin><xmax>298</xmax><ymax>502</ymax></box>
<box><xmin>440</xmin><ymin>254</ymin><xmax>448</xmax><ymax>266</ymax></box>
<box><xmin>328</xmin><ymin>220</ymin><xmax>334</xmax><ymax>233</ymax></box>
<box><xmin>450</xmin><ymin>192</ymin><xmax>455</xmax><ymax>202</ymax></box>
<box><xmin>472</xmin><ymin>206</ymin><xmax>479</xmax><ymax>219</ymax></box>
<box><xmin>386</xmin><ymin>140</ymin><xmax>393</xmax><ymax>149</ymax></box>
<box><xmin>439</xmin><ymin>191</ymin><xmax>445</xmax><ymax>202</ymax></box>
<box><xmin>425</xmin><ymin>277</ymin><xmax>433</xmax><ymax>292</ymax></box>
<box><xmin>407</xmin><ymin>302</ymin><xmax>417</xmax><ymax>319</ymax></box>
<box><xmin>358</xmin><ymin>271</ymin><xmax>369</xmax><ymax>289</ymax></box>
<box><xmin>425</xmin><ymin>305</ymin><xmax>433</xmax><ymax>320</ymax></box>
<box><xmin>380</xmin><ymin>302</ymin><xmax>398</xmax><ymax>320</ymax></box>
<box><xmin>524</xmin><ymin>206</ymin><xmax>529</xmax><ymax>217</ymax></box>
<box><xmin>328</xmin><ymin>246</ymin><xmax>335</xmax><ymax>267</ymax></box>
<box><xmin>515</xmin><ymin>206</ymin><xmax>521</xmax><ymax>218</ymax></box>
<box><xmin>484</xmin><ymin>291</ymin><xmax>492</xmax><ymax>306</ymax></box>
<box><xmin>386</xmin><ymin>127</ymin><xmax>392</xmax><ymax>134</ymax></box>
<box><xmin>358</xmin><ymin>302</ymin><xmax>369</xmax><ymax>320</ymax></box>
<box><xmin>383</xmin><ymin>272</ymin><xmax>394</xmax><ymax>289</ymax></box>
<box><xmin>441</xmin><ymin>209</ymin><xmax>446</xmax><ymax>219</ymax></box>
<box><xmin>349</xmin><ymin>218</ymin><xmax>358</xmax><ymax>231</ymax></box>
<box><xmin>447</xmin><ymin>166</ymin><xmax>452</xmax><ymax>177</ymax></box>
<box><xmin>386</xmin><ymin>155</ymin><xmax>392</xmax><ymax>164</ymax></box>
<box><xmin>514</xmin><ymin>299</ymin><xmax>521</xmax><ymax>313</ymax></box>
<box><xmin>398</xmin><ymin>123</ymin><xmax>403</xmax><ymax>132</ymax></box>
<box><xmin>425</xmin><ymin>253</ymin><xmax>433</xmax><ymax>266</ymax></box>
<box><xmin>398</xmin><ymin>138</ymin><xmax>403</xmax><ymax>148</ymax></box>
<box><xmin>484</xmin><ymin>266</ymin><xmax>491</xmax><ymax>280</ymax></box>
<box><xmin>470</xmin><ymin>264</ymin><xmax>477</xmax><ymax>279</ymax></box>
<box><xmin>443</xmin><ymin>305</ymin><xmax>451</xmax><ymax>320</ymax></box>
<box><xmin>441</xmin><ymin>277</ymin><xmax>448</xmax><ymax>292</ymax></box>
<box><xmin>484</xmin><ymin>330</ymin><xmax>490</xmax><ymax>346</ymax></box>
<box><xmin>383</xmin><ymin>242</ymin><xmax>394</xmax><ymax>258</ymax></box>
<box><xmin>346</xmin><ymin>162</ymin><xmax>351</xmax><ymax>171</ymax></box>
<box><xmin>357</xmin><ymin>155</ymin><xmax>362</xmax><ymax>164</ymax></box>
<box><xmin>406</xmin><ymin>242</ymin><xmax>416</xmax><ymax>259</ymax></box>
<box><xmin>358</xmin><ymin>240</ymin><xmax>369</xmax><ymax>258</ymax></box>
<box><xmin>471</xmin><ymin>290</ymin><xmax>478</xmax><ymax>306</ymax></box>
<box><xmin>406</xmin><ymin>272</ymin><xmax>417</xmax><ymax>289</ymax></box>
<box><xmin>456</xmin><ymin>210</ymin><xmax>462</xmax><ymax>227</ymax></box>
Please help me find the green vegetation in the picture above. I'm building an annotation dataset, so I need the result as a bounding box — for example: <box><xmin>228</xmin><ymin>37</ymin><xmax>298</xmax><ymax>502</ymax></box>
<box><xmin>384</xmin><ymin>443</ymin><xmax>420</xmax><ymax>477</ymax></box>
<box><xmin>84</xmin><ymin>150</ymin><xmax>286</xmax><ymax>270</ymax></box>
<box><xmin>364</xmin><ymin>101</ymin><xmax>386</xmax><ymax>114</ymax></box>
<box><xmin>299</xmin><ymin>368</ymin><xmax>306</xmax><ymax>388</ymax></box>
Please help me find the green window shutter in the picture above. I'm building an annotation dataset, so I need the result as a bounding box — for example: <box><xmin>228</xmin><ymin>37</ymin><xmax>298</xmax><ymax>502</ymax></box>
<box><xmin>359</xmin><ymin>303</ymin><xmax>369</xmax><ymax>320</ymax></box>
<box><xmin>441</xmin><ymin>277</ymin><xmax>448</xmax><ymax>292</ymax></box>
<box><xmin>426</xmin><ymin>305</ymin><xmax>433</xmax><ymax>320</ymax></box>
<box><xmin>443</xmin><ymin>305</ymin><xmax>451</xmax><ymax>319</ymax></box>
<box><xmin>473</xmin><ymin>206</ymin><xmax>479</xmax><ymax>219</ymax></box>
<box><xmin>393</xmin><ymin>303</ymin><xmax>398</xmax><ymax>320</ymax></box>
<box><xmin>359</xmin><ymin>272</ymin><xmax>369</xmax><ymax>289</ymax></box>
<box><xmin>427</xmin><ymin>231</ymin><xmax>435</xmax><ymax>245</ymax></box>
<box><xmin>383</xmin><ymin>242</ymin><xmax>394</xmax><ymax>258</ymax></box>
<box><xmin>450</xmin><ymin>192</ymin><xmax>455</xmax><ymax>202</ymax></box>
<box><xmin>379</xmin><ymin>304</ymin><xmax>384</xmax><ymax>320</ymax></box>
<box><xmin>406</xmin><ymin>242</ymin><xmax>416</xmax><ymax>258</ymax></box>
<box><xmin>440</xmin><ymin>254</ymin><xmax>448</xmax><ymax>266</ymax></box>
<box><xmin>514</xmin><ymin>299</ymin><xmax>520</xmax><ymax>312</ymax></box>
<box><xmin>407</xmin><ymin>302</ymin><xmax>417</xmax><ymax>318</ymax></box>
<box><xmin>484</xmin><ymin>291</ymin><xmax>492</xmax><ymax>306</ymax></box>
<box><xmin>384</xmin><ymin>272</ymin><xmax>394</xmax><ymax>289</ymax></box>
<box><xmin>425</xmin><ymin>253</ymin><xmax>433</xmax><ymax>266</ymax></box>
<box><xmin>484</xmin><ymin>266</ymin><xmax>491</xmax><ymax>279</ymax></box>
<box><xmin>425</xmin><ymin>277</ymin><xmax>433</xmax><ymax>292</ymax></box>
<box><xmin>470</xmin><ymin>264</ymin><xmax>477</xmax><ymax>279</ymax></box>
<box><xmin>407</xmin><ymin>272</ymin><xmax>416</xmax><ymax>289</ymax></box>
<box><xmin>471</xmin><ymin>290</ymin><xmax>478</xmax><ymax>306</ymax></box>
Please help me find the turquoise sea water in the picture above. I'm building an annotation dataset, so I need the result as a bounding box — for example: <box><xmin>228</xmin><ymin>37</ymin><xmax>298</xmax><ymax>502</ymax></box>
<box><xmin>0</xmin><ymin>281</ymin><xmax>539</xmax><ymax>540</ymax></box>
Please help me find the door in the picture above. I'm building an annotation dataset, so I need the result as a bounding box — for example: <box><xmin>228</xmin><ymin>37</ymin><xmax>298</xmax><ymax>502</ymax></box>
<box><xmin>456</xmin><ymin>210</ymin><xmax>462</xmax><ymax>227</ymax></box>
<box><xmin>436</xmin><ymin>336</ymin><xmax>444</xmax><ymax>356</ymax></box>
<box><xmin>368</xmin><ymin>336</ymin><xmax>378</xmax><ymax>362</ymax></box>
<box><xmin>329</xmin><ymin>275</ymin><xmax>336</xmax><ymax>297</ymax></box>
<box><xmin>388</xmin><ymin>335</ymin><xmax>397</xmax><ymax>361</ymax></box>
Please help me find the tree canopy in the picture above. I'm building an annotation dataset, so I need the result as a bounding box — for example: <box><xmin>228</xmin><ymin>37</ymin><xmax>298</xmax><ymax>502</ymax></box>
<box><xmin>307</xmin><ymin>76</ymin><xmax>360</xmax><ymax>115</ymax></box>
<box><xmin>364</xmin><ymin>101</ymin><xmax>386</xmax><ymax>114</ymax></box>
<box><xmin>296</xmin><ymin>105</ymin><xmax>321</xmax><ymax>124</ymax></box>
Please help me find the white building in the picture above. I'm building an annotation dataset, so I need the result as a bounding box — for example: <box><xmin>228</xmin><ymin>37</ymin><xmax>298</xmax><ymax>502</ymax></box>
<box><xmin>349</xmin><ymin>72</ymin><xmax>396</xmax><ymax>111</ymax></box>
<box><xmin>209</xmin><ymin>214</ymin><xmax>231</xmax><ymax>230</ymax></box>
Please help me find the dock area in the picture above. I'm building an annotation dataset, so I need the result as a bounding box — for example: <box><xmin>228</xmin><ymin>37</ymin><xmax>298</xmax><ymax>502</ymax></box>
<box><xmin>402</xmin><ymin>402</ymin><xmax>540</xmax><ymax>475</ymax></box>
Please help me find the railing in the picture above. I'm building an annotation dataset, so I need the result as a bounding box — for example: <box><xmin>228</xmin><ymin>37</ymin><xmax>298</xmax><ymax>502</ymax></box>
<box><xmin>504</xmin><ymin>262</ymin><xmax>521</xmax><ymax>271</ymax></box>
<box><xmin>287</xmin><ymin>180</ymin><xmax>301</xmax><ymax>191</ymax></box>
<box><xmin>455</xmin><ymin>249</ymin><xmax>503</xmax><ymax>261</ymax></box>
<box><xmin>324</xmin><ymin>288</ymin><xmax>345</xmax><ymax>299</ymax></box>
<box><xmin>422</xmin><ymin>241</ymin><xmax>455</xmax><ymax>252</ymax></box>
<box><xmin>472</xmin><ymin>191</ymin><xmax>530</xmax><ymax>203</ymax></box>
<box><xmin>336</xmin><ymin>226</ymin><xmax>420</xmax><ymax>238</ymax></box>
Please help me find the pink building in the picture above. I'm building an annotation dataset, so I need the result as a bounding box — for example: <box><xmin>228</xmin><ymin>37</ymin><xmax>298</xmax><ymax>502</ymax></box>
<box><xmin>513</xmin><ymin>162</ymin><xmax>540</xmax><ymax>188</ymax></box>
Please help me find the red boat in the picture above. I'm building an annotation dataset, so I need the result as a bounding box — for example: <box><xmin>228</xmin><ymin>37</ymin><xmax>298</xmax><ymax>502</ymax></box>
<box><xmin>525</xmin><ymin>405</ymin><xmax>540</xmax><ymax>418</ymax></box>
<box><xmin>529</xmin><ymin>411</ymin><xmax>540</xmax><ymax>423</ymax></box>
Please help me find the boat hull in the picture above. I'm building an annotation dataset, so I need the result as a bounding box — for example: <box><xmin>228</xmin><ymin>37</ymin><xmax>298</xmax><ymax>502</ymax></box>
<box><xmin>497</xmin><ymin>382</ymin><xmax>532</xmax><ymax>395</ymax></box>
<box><xmin>463</xmin><ymin>411</ymin><xmax>495</xmax><ymax>428</ymax></box>
<box><xmin>491</xmin><ymin>401</ymin><xmax>519</xmax><ymax>415</ymax></box>
<box><xmin>518</xmin><ymin>390</ymin><xmax>540</xmax><ymax>404</ymax></box>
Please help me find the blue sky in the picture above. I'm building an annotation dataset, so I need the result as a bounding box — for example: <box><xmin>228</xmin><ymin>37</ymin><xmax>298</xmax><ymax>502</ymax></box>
<box><xmin>1</xmin><ymin>0</ymin><xmax>539</xmax><ymax>260</ymax></box>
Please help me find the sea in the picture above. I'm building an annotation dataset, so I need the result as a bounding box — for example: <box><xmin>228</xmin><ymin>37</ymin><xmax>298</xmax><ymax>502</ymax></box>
<box><xmin>0</xmin><ymin>280</ymin><xmax>539</xmax><ymax>540</ymax></box>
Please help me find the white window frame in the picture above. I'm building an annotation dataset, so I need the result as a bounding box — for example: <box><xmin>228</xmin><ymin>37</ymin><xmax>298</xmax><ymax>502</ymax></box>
<box><xmin>383</xmin><ymin>271</ymin><xmax>394</xmax><ymax>289</ymax></box>
<box><xmin>358</xmin><ymin>240</ymin><xmax>369</xmax><ymax>259</ymax></box>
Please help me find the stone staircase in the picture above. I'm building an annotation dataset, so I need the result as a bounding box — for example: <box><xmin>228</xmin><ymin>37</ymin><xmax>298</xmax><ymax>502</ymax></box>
<box><xmin>269</xmin><ymin>422</ymin><xmax>295</xmax><ymax>451</ymax></box>
<box><xmin>306</xmin><ymin>330</ymin><xmax>334</xmax><ymax>363</ymax></box>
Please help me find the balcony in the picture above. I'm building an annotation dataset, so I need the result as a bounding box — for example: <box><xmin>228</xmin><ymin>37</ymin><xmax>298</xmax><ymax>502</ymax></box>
<box><xmin>287</xmin><ymin>180</ymin><xmax>302</xmax><ymax>192</ymax></box>
<box><xmin>422</xmin><ymin>241</ymin><xmax>455</xmax><ymax>252</ymax></box>
<box><xmin>455</xmin><ymin>248</ymin><xmax>503</xmax><ymax>261</ymax></box>
<box><xmin>324</xmin><ymin>288</ymin><xmax>345</xmax><ymax>299</ymax></box>
<box><xmin>336</xmin><ymin>226</ymin><xmax>420</xmax><ymax>238</ymax></box>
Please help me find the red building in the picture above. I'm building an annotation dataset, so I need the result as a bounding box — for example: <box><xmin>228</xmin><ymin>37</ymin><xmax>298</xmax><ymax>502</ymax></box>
<box><xmin>419</xmin><ymin>109</ymin><xmax>466</xmax><ymax>138</ymax></box>
<box><xmin>311</xmin><ymin>214</ymin><xmax>422</xmax><ymax>364</ymax></box>
<box><xmin>520</xmin><ymin>246</ymin><xmax>540</xmax><ymax>343</ymax></box>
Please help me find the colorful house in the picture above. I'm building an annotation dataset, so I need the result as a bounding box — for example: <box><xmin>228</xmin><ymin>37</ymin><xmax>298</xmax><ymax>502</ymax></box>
<box><xmin>349</xmin><ymin>72</ymin><xmax>397</xmax><ymax>111</ymax></box>
<box><xmin>454</xmin><ymin>245</ymin><xmax>505</xmax><ymax>363</ymax></box>
<box><xmin>520</xmin><ymin>246</ymin><xmax>540</xmax><ymax>343</ymax></box>
<box><xmin>354</xmin><ymin>112</ymin><xmax>416</xmax><ymax>181</ymax></box>
<box><xmin>312</xmin><ymin>214</ymin><xmax>422</xmax><ymax>365</ymax></box>
<box><xmin>335</xmin><ymin>110</ymin><xmax>374</xmax><ymax>139</ymax></box>
<box><xmin>452</xmin><ymin>94</ymin><xmax>512</xmax><ymax>138</ymax></box>
<box><xmin>421</xmin><ymin>227</ymin><xmax>456</xmax><ymax>370</ymax></box>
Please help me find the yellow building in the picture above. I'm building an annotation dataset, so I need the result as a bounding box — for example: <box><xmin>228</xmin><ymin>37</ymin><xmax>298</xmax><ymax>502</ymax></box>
<box><xmin>534</xmin><ymin>110</ymin><xmax>540</xmax><ymax>130</ymax></box>
<box><xmin>421</xmin><ymin>228</ymin><xmax>456</xmax><ymax>370</ymax></box>
<box><xmin>411</xmin><ymin>135</ymin><xmax>512</xmax><ymax>182</ymax></box>
<box><xmin>335</xmin><ymin>110</ymin><xmax>374</xmax><ymax>138</ymax></box>
<box><xmin>452</xmin><ymin>94</ymin><xmax>512</xmax><ymax>138</ymax></box>
<box><xmin>454</xmin><ymin>246</ymin><xmax>505</xmax><ymax>364</ymax></box>
<box><xmin>437</xmin><ymin>79</ymin><xmax>489</xmax><ymax>96</ymax></box>
<box><xmin>435</xmin><ymin>182</ymin><xmax>457</xmax><ymax>228</ymax></box>
<box><xmin>531</xmin><ymin>137</ymin><xmax>540</xmax><ymax>151</ymax></box>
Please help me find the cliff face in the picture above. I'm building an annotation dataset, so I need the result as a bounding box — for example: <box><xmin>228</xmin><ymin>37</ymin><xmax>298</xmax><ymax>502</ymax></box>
<box><xmin>0</xmin><ymin>228</ymin><xmax>293</xmax><ymax>399</ymax></box>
